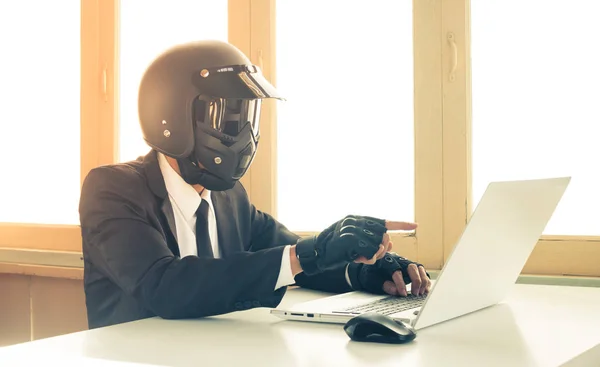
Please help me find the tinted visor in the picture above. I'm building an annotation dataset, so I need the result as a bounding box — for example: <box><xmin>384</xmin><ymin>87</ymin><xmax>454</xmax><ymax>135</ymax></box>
<box><xmin>193</xmin><ymin>64</ymin><xmax>285</xmax><ymax>100</ymax></box>
<box><xmin>196</xmin><ymin>97</ymin><xmax>261</xmax><ymax>138</ymax></box>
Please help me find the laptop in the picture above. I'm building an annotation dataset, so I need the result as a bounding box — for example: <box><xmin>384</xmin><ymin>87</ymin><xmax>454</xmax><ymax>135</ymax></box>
<box><xmin>271</xmin><ymin>177</ymin><xmax>571</xmax><ymax>330</ymax></box>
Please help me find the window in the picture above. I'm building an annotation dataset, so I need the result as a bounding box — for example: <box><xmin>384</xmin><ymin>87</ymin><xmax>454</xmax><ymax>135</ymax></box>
<box><xmin>118</xmin><ymin>0</ymin><xmax>229</xmax><ymax>162</ymax></box>
<box><xmin>275</xmin><ymin>1</ymin><xmax>414</xmax><ymax>231</ymax></box>
<box><xmin>471</xmin><ymin>0</ymin><xmax>600</xmax><ymax>235</ymax></box>
<box><xmin>0</xmin><ymin>1</ymin><xmax>80</xmax><ymax>225</ymax></box>
<box><xmin>4</xmin><ymin>0</ymin><xmax>593</xmax><ymax>276</ymax></box>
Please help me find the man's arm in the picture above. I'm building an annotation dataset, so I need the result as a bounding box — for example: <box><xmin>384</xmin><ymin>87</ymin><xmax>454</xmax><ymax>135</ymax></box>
<box><xmin>248</xmin><ymin>207</ymin><xmax>353</xmax><ymax>294</ymax></box>
<box><xmin>80</xmin><ymin>167</ymin><xmax>287</xmax><ymax>320</ymax></box>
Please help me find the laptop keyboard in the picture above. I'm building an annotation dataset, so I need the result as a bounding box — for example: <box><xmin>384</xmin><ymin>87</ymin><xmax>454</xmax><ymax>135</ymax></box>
<box><xmin>333</xmin><ymin>294</ymin><xmax>428</xmax><ymax>316</ymax></box>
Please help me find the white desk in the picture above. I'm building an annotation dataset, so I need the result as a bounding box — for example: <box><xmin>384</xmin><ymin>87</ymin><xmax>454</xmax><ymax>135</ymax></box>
<box><xmin>1</xmin><ymin>283</ymin><xmax>599</xmax><ymax>367</ymax></box>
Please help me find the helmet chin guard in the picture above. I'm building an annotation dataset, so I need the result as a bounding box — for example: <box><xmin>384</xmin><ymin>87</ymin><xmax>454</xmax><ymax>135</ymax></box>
<box><xmin>177</xmin><ymin>157</ymin><xmax>237</xmax><ymax>191</ymax></box>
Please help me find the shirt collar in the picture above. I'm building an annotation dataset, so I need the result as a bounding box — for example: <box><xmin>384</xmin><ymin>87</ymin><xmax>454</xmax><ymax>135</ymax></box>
<box><xmin>157</xmin><ymin>152</ymin><xmax>213</xmax><ymax>220</ymax></box>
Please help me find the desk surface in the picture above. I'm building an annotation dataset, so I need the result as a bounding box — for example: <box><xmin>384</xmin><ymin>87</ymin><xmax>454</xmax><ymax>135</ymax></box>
<box><xmin>1</xmin><ymin>283</ymin><xmax>599</xmax><ymax>367</ymax></box>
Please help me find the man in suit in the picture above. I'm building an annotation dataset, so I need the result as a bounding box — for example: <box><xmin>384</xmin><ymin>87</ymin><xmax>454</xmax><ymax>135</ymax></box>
<box><xmin>79</xmin><ymin>40</ymin><xmax>431</xmax><ymax>329</ymax></box>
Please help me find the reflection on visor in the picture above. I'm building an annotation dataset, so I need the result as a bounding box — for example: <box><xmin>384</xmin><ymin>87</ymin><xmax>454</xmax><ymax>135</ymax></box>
<box><xmin>238</xmin><ymin>73</ymin><xmax>267</xmax><ymax>98</ymax></box>
<box><xmin>246</xmin><ymin>99</ymin><xmax>261</xmax><ymax>136</ymax></box>
<box><xmin>199</xmin><ymin>97</ymin><xmax>261</xmax><ymax>138</ymax></box>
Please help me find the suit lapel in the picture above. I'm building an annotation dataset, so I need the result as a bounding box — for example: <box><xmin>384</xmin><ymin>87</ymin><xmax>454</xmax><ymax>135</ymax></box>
<box><xmin>160</xmin><ymin>198</ymin><xmax>180</xmax><ymax>256</ymax></box>
<box><xmin>142</xmin><ymin>150</ymin><xmax>180</xmax><ymax>257</ymax></box>
<box><xmin>211</xmin><ymin>190</ymin><xmax>242</xmax><ymax>258</ymax></box>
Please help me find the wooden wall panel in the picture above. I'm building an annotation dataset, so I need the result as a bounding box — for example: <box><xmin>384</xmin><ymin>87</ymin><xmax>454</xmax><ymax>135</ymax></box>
<box><xmin>30</xmin><ymin>277</ymin><xmax>88</xmax><ymax>340</ymax></box>
<box><xmin>0</xmin><ymin>274</ymin><xmax>31</xmax><ymax>346</ymax></box>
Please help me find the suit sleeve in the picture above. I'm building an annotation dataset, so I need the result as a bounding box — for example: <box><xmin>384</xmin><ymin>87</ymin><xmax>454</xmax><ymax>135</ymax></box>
<box><xmin>80</xmin><ymin>168</ymin><xmax>286</xmax><ymax>320</ymax></box>
<box><xmin>247</xmin><ymin>204</ymin><xmax>353</xmax><ymax>294</ymax></box>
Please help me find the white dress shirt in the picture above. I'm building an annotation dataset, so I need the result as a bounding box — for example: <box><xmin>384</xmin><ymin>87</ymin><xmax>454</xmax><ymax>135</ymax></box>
<box><xmin>158</xmin><ymin>152</ymin><xmax>295</xmax><ymax>290</ymax></box>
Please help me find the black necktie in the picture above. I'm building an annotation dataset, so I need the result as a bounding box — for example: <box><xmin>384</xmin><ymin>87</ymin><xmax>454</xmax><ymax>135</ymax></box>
<box><xmin>195</xmin><ymin>199</ymin><xmax>214</xmax><ymax>258</ymax></box>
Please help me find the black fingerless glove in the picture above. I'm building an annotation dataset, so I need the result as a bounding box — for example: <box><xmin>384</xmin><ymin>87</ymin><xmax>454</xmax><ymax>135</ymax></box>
<box><xmin>347</xmin><ymin>253</ymin><xmax>429</xmax><ymax>294</ymax></box>
<box><xmin>347</xmin><ymin>263</ymin><xmax>388</xmax><ymax>295</ymax></box>
<box><xmin>295</xmin><ymin>215</ymin><xmax>387</xmax><ymax>276</ymax></box>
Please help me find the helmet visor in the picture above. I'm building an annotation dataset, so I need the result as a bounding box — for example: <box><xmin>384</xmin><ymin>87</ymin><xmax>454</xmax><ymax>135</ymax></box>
<box><xmin>193</xmin><ymin>64</ymin><xmax>284</xmax><ymax>100</ymax></box>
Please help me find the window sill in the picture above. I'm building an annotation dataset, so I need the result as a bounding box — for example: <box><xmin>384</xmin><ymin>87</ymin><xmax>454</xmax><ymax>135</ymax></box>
<box><xmin>0</xmin><ymin>247</ymin><xmax>83</xmax><ymax>279</ymax></box>
<box><xmin>427</xmin><ymin>270</ymin><xmax>600</xmax><ymax>288</ymax></box>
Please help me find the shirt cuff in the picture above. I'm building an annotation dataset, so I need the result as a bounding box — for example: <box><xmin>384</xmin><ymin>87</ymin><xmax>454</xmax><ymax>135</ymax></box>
<box><xmin>274</xmin><ymin>245</ymin><xmax>296</xmax><ymax>290</ymax></box>
<box><xmin>345</xmin><ymin>264</ymin><xmax>353</xmax><ymax>288</ymax></box>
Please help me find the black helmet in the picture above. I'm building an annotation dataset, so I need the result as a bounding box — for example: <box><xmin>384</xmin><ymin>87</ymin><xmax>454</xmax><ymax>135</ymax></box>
<box><xmin>138</xmin><ymin>40</ymin><xmax>283</xmax><ymax>191</ymax></box>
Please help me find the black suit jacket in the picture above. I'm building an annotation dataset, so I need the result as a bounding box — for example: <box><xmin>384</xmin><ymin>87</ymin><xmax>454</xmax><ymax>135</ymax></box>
<box><xmin>79</xmin><ymin>150</ymin><xmax>352</xmax><ymax>329</ymax></box>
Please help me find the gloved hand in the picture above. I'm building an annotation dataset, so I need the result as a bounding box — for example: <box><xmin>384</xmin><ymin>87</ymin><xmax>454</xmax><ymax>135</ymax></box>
<box><xmin>295</xmin><ymin>215</ymin><xmax>387</xmax><ymax>276</ymax></box>
<box><xmin>347</xmin><ymin>252</ymin><xmax>431</xmax><ymax>296</ymax></box>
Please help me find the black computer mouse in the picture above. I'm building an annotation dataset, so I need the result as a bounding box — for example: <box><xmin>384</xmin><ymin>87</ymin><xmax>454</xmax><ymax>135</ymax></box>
<box><xmin>343</xmin><ymin>312</ymin><xmax>416</xmax><ymax>344</ymax></box>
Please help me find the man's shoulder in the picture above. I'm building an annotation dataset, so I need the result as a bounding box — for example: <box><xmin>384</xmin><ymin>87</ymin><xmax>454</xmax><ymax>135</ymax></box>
<box><xmin>226</xmin><ymin>181</ymin><xmax>251</xmax><ymax>203</ymax></box>
<box><xmin>80</xmin><ymin>156</ymin><xmax>155</xmax><ymax>210</ymax></box>
<box><xmin>232</xmin><ymin>181</ymin><xmax>249</xmax><ymax>196</ymax></box>
<box><xmin>84</xmin><ymin>159</ymin><xmax>147</xmax><ymax>191</ymax></box>
<box><xmin>79</xmin><ymin>156</ymin><xmax>158</xmax><ymax>225</ymax></box>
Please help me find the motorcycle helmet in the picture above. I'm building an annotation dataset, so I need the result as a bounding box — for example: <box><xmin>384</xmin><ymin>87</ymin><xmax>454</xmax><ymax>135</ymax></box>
<box><xmin>138</xmin><ymin>40</ymin><xmax>284</xmax><ymax>190</ymax></box>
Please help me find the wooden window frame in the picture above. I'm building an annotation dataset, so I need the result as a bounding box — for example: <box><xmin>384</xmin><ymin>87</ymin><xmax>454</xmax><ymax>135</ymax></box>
<box><xmin>0</xmin><ymin>0</ymin><xmax>117</xmax><ymax>253</ymax></box>
<box><xmin>441</xmin><ymin>0</ymin><xmax>600</xmax><ymax>277</ymax></box>
<box><xmin>241</xmin><ymin>0</ymin><xmax>445</xmax><ymax>267</ymax></box>
<box><xmin>247</xmin><ymin>0</ymin><xmax>600</xmax><ymax>277</ymax></box>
